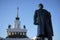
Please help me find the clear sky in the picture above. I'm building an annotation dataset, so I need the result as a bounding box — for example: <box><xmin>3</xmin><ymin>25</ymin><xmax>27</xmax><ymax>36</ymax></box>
<box><xmin>0</xmin><ymin>0</ymin><xmax>60</xmax><ymax>40</ymax></box>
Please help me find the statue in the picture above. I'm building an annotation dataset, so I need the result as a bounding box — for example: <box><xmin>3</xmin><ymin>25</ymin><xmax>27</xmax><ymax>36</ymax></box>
<box><xmin>34</xmin><ymin>4</ymin><xmax>54</xmax><ymax>40</ymax></box>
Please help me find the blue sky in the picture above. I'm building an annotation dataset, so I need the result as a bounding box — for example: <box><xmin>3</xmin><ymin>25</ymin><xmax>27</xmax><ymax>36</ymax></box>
<box><xmin>0</xmin><ymin>0</ymin><xmax>60</xmax><ymax>40</ymax></box>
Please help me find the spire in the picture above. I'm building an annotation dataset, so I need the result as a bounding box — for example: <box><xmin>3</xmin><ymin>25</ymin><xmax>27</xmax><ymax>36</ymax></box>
<box><xmin>16</xmin><ymin>7</ymin><xmax>19</xmax><ymax>20</ymax></box>
<box><xmin>14</xmin><ymin>7</ymin><xmax>20</xmax><ymax>29</ymax></box>
<box><xmin>17</xmin><ymin>7</ymin><xmax>19</xmax><ymax>17</ymax></box>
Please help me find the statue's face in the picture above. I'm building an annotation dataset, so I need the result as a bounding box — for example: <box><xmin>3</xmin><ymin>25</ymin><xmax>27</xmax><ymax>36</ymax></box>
<box><xmin>38</xmin><ymin>5</ymin><xmax>42</xmax><ymax>9</ymax></box>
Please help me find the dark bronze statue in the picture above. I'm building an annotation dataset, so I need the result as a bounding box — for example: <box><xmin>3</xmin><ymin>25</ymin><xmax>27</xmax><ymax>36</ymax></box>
<box><xmin>34</xmin><ymin>4</ymin><xmax>54</xmax><ymax>40</ymax></box>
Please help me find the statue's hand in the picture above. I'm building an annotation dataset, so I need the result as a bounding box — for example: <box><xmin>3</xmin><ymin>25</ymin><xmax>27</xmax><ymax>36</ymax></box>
<box><xmin>34</xmin><ymin>22</ymin><xmax>39</xmax><ymax>25</ymax></box>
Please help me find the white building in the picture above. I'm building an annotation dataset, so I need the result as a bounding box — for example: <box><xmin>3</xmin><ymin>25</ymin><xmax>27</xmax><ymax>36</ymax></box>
<box><xmin>4</xmin><ymin>7</ymin><xmax>31</xmax><ymax>40</ymax></box>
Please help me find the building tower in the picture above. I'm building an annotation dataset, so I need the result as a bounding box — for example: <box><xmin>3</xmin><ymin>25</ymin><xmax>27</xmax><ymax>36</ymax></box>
<box><xmin>6</xmin><ymin>7</ymin><xmax>28</xmax><ymax>38</ymax></box>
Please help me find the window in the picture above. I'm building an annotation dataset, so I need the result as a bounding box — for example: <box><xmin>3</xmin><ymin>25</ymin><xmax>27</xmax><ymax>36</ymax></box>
<box><xmin>23</xmin><ymin>32</ymin><xmax>24</xmax><ymax>35</ymax></box>
<box><xmin>12</xmin><ymin>32</ymin><xmax>14</xmax><ymax>35</ymax></box>
<box><xmin>15</xmin><ymin>32</ymin><xmax>16</xmax><ymax>35</ymax></box>
<box><xmin>8</xmin><ymin>32</ymin><xmax>11</xmax><ymax>35</ymax></box>
<box><xmin>20</xmin><ymin>32</ymin><xmax>22</xmax><ymax>35</ymax></box>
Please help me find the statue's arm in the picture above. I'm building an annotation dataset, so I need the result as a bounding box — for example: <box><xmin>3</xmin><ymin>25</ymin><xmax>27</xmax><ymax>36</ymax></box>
<box><xmin>34</xmin><ymin>10</ymin><xmax>38</xmax><ymax>25</ymax></box>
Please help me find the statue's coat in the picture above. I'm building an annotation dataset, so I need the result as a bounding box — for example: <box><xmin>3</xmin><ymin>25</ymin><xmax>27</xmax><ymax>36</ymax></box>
<box><xmin>34</xmin><ymin>9</ymin><xmax>54</xmax><ymax>37</ymax></box>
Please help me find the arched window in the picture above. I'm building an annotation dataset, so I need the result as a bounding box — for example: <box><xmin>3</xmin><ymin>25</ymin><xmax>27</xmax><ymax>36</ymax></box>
<box><xmin>15</xmin><ymin>32</ymin><xmax>16</xmax><ymax>35</ymax></box>
<box><xmin>23</xmin><ymin>32</ymin><xmax>25</xmax><ymax>35</ymax></box>
<box><xmin>20</xmin><ymin>32</ymin><xmax>22</xmax><ymax>35</ymax></box>
<box><xmin>12</xmin><ymin>32</ymin><xmax>14</xmax><ymax>35</ymax></box>
<box><xmin>8</xmin><ymin>32</ymin><xmax>11</xmax><ymax>35</ymax></box>
<box><xmin>18</xmin><ymin>32</ymin><xmax>19</xmax><ymax>35</ymax></box>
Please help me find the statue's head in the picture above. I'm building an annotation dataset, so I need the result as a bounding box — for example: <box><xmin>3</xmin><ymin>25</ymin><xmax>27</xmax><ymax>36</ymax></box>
<box><xmin>38</xmin><ymin>3</ymin><xmax>43</xmax><ymax>9</ymax></box>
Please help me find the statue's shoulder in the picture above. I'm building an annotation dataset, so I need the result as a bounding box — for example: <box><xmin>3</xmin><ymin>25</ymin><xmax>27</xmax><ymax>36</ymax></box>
<box><xmin>43</xmin><ymin>9</ymin><xmax>51</xmax><ymax>17</ymax></box>
<box><xmin>35</xmin><ymin>9</ymin><xmax>42</xmax><ymax>13</ymax></box>
<box><xmin>43</xmin><ymin>9</ymin><xmax>48</xmax><ymax>12</ymax></box>
<box><xmin>35</xmin><ymin>9</ymin><xmax>39</xmax><ymax>14</ymax></box>
<box><xmin>35</xmin><ymin>9</ymin><xmax>39</xmax><ymax>12</ymax></box>
<box><xmin>43</xmin><ymin>9</ymin><xmax>50</xmax><ymax>14</ymax></box>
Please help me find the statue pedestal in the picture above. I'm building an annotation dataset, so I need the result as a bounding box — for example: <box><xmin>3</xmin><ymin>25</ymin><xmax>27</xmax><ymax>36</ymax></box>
<box><xmin>36</xmin><ymin>37</ymin><xmax>48</xmax><ymax>40</ymax></box>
